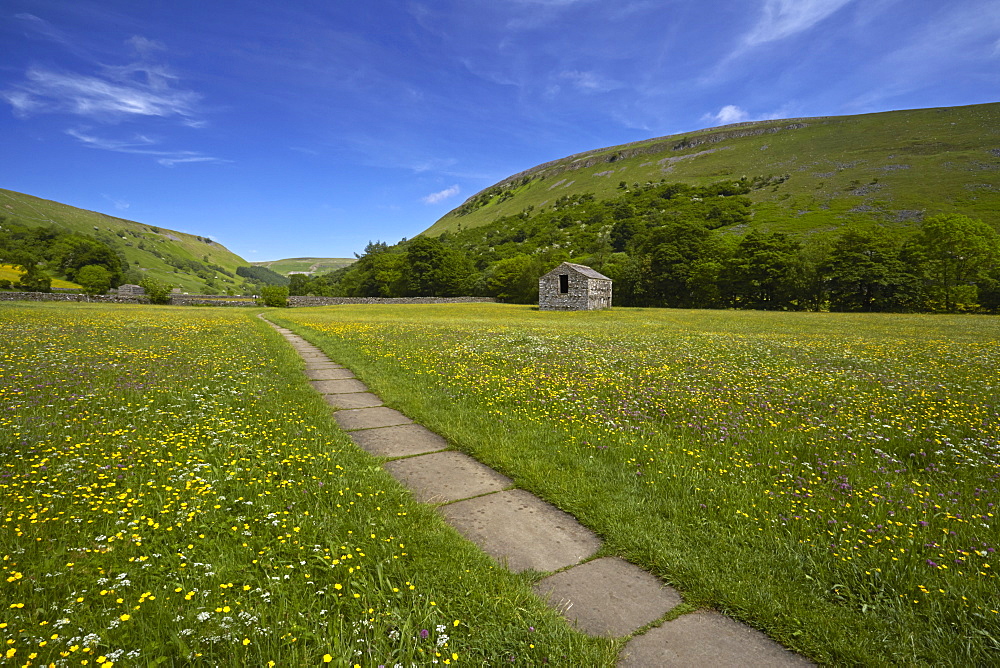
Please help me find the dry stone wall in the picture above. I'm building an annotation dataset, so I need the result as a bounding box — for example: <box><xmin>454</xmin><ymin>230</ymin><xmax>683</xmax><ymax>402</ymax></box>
<box><xmin>0</xmin><ymin>292</ymin><xmax>495</xmax><ymax>308</ymax></box>
<box><xmin>286</xmin><ymin>296</ymin><xmax>496</xmax><ymax>307</ymax></box>
<box><xmin>0</xmin><ymin>291</ymin><xmax>149</xmax><ymax>304</ymax></box>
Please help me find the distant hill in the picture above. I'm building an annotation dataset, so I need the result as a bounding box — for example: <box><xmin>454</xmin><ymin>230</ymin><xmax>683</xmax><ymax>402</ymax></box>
<box><xmin>251</xmin><ymin>257</ymin><xmax>356</xmax><ymax>276</ymax></box>
<box><xmin>424</xmin><ymin>102</ymin><xmax>1000</xmax><ymax>239</ymax></box>
<box><xmin>0</xmin><ymin>188</ymin><xmax>249</xmax><ymax>293</ymax></box>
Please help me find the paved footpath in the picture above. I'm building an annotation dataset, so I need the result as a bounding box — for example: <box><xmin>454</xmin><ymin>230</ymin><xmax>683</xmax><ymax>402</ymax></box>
<box><xmin>265</xmin><ymin>319</ymin><xmax>813</xmax><ymax>667</ymax></box>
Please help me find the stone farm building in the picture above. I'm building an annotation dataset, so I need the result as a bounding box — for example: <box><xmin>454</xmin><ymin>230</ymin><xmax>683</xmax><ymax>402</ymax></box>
<box><xmin>538</xmin><ymin>262</ymin><xmax>612</xmax><ymax>311</ymax></box>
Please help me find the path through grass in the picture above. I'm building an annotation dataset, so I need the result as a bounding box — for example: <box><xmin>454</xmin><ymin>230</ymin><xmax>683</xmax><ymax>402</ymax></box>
<box><xmin>271</xmin><ymin>304</ymin><xmax>1000</xmax><ymax>666</ymax></box>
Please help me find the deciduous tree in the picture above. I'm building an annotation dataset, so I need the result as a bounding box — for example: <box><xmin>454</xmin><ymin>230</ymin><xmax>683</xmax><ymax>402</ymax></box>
<box><xmin>76</xmin><ymin>264</ymin><xmax>112</xmax><ymax>296</ymax></box>
<box><xmin>912</xmin><ymin>214</ymin><xmax>1000</xmax><ymax>312</ymax></box>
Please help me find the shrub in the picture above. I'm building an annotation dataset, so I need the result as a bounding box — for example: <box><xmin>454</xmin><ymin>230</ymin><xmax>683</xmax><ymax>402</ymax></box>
<box><xmin>76</xmin><ymin>264</ymin><xmax>112</xmax><ymax>296</ymax></box>
<box><xmin>140</xmin><ymin>277</ymin><xmax>172</xmax><ymax>304</ymax></box>
<box><xmin>258</xmin><ymin>285</ymin><xmax>289</xmax><ymax>307</ymax></box>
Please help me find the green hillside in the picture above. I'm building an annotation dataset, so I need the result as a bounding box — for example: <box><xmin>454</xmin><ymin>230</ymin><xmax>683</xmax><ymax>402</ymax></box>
<box><xmin>425</xmin><ymin>102</ymin><xmax>1000</xmax><ymax>238</ymax></box>
<box><xmin>251</xmin><ymin>257</ymin><xmax>356</xmax><ymax>276</ymax></box>
<box><xmin>0</xmin><ymin>188</ymin><xmax>249</xmax><ymax>293</ymax></box>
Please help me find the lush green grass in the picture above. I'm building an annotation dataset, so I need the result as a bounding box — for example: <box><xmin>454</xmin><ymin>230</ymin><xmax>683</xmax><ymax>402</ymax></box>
<box><xmin>0</xmin><ymin>188</ymin><xmax>249</xmax><ymax>293</ymax></box>
<box><xmin>0</xmin><ymin>302</ymin><xmax>615</xmax><ymax>666</ymax></box>
<box><xmin>251</xmin><ymin>258</ymin><xmax>356</xmax><ymax>276</ymax></box>
<box><xmin>271</xmin><ymin>304</ymin><xmax>1000</xmax><ymax>666</ymax></box>
<box><xmin>425</xmin><ymin>102</ymin><xmax>1000</xmax><ymax>240</ymax></box>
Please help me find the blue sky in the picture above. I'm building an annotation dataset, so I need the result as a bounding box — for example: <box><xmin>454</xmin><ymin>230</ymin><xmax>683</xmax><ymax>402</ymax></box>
<box><xmin>2</xmin><ymin>0</ymin><xmax>998</xmax><ymax>261</ymax></box>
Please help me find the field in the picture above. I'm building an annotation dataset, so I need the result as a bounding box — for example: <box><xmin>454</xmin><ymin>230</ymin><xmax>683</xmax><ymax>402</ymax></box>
<box><xmin>250</xmin><ymin>258</ymin><xmax>356</xmax><ymax>276</ymax></box>
<box><xmin>0</xmin><ymin>264</ymin><xmax>81</xmax><ymax>290</ymax></box>
<box><xmin>269</xmin><ymin>304</ymin><xmax>1000</xmax><ymax>666</ymax></box>
<box><xmin>0</xmin><ymin>303</ymin><xmax>614</xmax><ymax>666</ymax></box>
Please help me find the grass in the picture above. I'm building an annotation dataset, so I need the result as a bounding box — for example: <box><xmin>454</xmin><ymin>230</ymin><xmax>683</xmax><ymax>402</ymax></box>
<box><xmin>424</xmin><ymin>102</ymin><xmax>1000</xmax><ymax>239</ymax></box>
<box><xmin>270</xmin><ymin>303</ymin><xmax>1000</xmax><ymax>666</ymax></box>
<box><xmin>0</xmin><ymin>302</ymin><xmax>616</xmax><ymax>666</ymax></box>
<box><xmin>0</xmin><ymin>264</ymin><xmax>81</xmax><ymax>289</ymax></box>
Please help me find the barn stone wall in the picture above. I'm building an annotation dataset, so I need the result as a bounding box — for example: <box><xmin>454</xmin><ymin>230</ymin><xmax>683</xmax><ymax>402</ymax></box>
<box><xmin>585</xmin><ymin>279</ymin><xmax>612</xmax><ymax>310</ymax></box>
<box><xmin>538</xmin><ymin>272</ymin><xmax>612</xmax><ymax>311</ymax></box>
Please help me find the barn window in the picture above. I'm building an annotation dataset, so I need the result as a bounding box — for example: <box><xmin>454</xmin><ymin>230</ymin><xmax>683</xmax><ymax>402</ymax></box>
<box><xmin>559</xmin><ymin>274</ymin><xmax>569</xmax><ymax>294</ymax></box>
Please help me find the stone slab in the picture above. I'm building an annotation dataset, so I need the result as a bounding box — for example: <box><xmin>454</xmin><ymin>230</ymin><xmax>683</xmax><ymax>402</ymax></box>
<box><xmin>384</xmin><ymin>451</ymin><xmax>512</xmax><ymax>504</ymax></box>
<box><xmin>618</xmin><ymin>611</ymin><xmax>813</xmax><ymax>667</ymax></box>
<box><xmin>311</xmin><ymin>379</ymin><xmax>369</xmax><ymax>394</ymax></box>
<box><xmin>533</xmin><ymin>557</ymin><xmax>681</xmax><ymax>637</ymax></box>
<box><xmin>304</xmin><ymin>362</ymin><xmax>343</xmax><ymax>370</ymax></box>
<box><xmin>334</xmin><ymin>406</ymin><xmax>412</xmax><ymax>430</ymax></box>
<box><xmin>440</xmin><ymin>489</ymin><xmax>601</xmax><ymax>573</ymax></box>
<box><xmin>300</xmin><ymin>353</ymin><xmax>330</xmax><ymax>361</ymax></box>
<box><xmin>349</xmin><ymin>424</ymin><xmax>449</xmax><ymax>457</ymax></box>
<box><xmin>323</xmin><ymin>393</ymin><xmax>383</xmax><ymax>409</ymax></box>
<box><xmin>305</xmin><ymin>368</ymin><xmax>354</xmax><ymax>380</ymax></box>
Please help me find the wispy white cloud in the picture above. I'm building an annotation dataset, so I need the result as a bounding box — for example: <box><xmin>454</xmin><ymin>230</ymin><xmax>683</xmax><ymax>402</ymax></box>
<box><xmin>421</xmin><ymin>185</ymin><xmax>460</xmax><ymax>204</ymax></box>
<box><xmin>703</xmin><ymin>0</ymin><xmax>856</xmax><ymax>84</ymax></box>
<box><xmin>845</xmin><ymin>0</ymin><xmax>1000</xmax><ymax>111</ymax></box>
<box><xmin>101</xmin><ymin>194</ymin><xmax>130</xmax><ymax>211</ymax></box>
<box><xmin>702</xmin><ymin>103</ymin><xmax>791</xmax><ymax>127</ymax></box>
<box><xmin>559</xmin><ymin>70</ymin><xmax>623</xmax><ymax>93</ymax></box>
<box><xmin>156</xmin><ymin>156</ymin><xmax>225</xmax><ymax>167</ymax></box>
<box><xmin>125</xmin><ymin>35</ymin><xmax>166</xmax><ymax>58</ymax></box>
<box><xmin>744</xmin><ymin>0</ymin><xmax>855</xmax><ymax>46</ymax></box>
<box><xmin>4</xmin><ymin>65</ymin><xmax>200</xmax><ymax>122</ymax></box>
<box><xmin>511</xmin><ymin>0</ymin><xmax>594</xmax><ymax>5</ymax></box>
<box><xmin>2</xmin><ymin>29</ymin><xmax>203</xmax><ymax>125</ymax></box>
<box><xmin>13</xmin><ymin>13</ymin><xmax>93</xmax><ymax>60</ymax></box>
<box><xmin>66</xmin><ymin>128</ymin><xmax>228</xmax><ymax>167</ymax></box>
<box><xmin>65</xmin><ymin>129</ymin><xmax>156</xmax><ymax>150</ymax></box>
<box><xmin>707</xmin><ymin>104</ymin><xmax>750</xmax><ymax>124</ymax></box>
<box><xmin>411</xmin><ymin>157</ymin><xmax>459</xmax><ymax>174</ymax></box>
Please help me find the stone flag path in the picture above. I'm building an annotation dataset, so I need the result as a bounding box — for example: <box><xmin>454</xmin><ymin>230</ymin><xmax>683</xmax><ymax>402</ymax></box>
<box><xmin>265</xmin><ymin>319</ymin><xmax>813</xmax><ymax>667</ymax></box>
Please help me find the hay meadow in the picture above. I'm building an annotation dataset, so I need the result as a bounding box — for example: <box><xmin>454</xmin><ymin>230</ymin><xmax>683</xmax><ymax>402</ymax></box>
<box><xmin>268</xmin><ymin>303</ymin><xmax>999</xmax><ymax>666</ymax></box>
<box><xmin>0</xmin><ymin>302</ymin><xmax>614</xmax><ymax>667</ymax></box>
<box><xmin>3</xmin><ymin>301</ymin><xmax>998</xmax><ymax>666</ymax></box>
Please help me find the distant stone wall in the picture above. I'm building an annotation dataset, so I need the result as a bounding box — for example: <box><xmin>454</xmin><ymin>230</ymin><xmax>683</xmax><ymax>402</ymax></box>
<box><xmin>286</xmin><ymin>296</ymin><xmax>496</xmax><ymax>307</ymax></box>
<box><xmin>0</xmin><ymin>292</ymin><xmax>254</xmax><ymax>306</ymax></box>
<box><xmin>539</xmin><ymin>274</ymin><xmax>612</xmax><ymax>311</ymax></box>
<box><xmin>171</xmin><ymin>295</ymin><xmax>258</xmax><ymax>307</ymax></box>
<box><xmin>0</xmin><ymin>291</ymin><xmax>149</xmax><ymax>304</ymax></box>
<box><xmin>0</xmin><ymin>291</ymin><xmax>495</xmax><ymax>308</ymax></box>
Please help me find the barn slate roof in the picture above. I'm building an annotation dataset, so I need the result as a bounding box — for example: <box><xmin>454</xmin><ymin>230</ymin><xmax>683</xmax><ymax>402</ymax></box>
<box><xmin>546</xmin><ymin>262</ymin><xmax>611</xmax><ymax>281</ymax></box>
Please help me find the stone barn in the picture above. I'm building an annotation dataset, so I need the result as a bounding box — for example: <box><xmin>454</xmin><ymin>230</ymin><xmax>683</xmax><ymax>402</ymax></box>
<box><xmin>538</xmin><ymin>262</ymin><xmax>612</xmax><ymax>311</ymax></box>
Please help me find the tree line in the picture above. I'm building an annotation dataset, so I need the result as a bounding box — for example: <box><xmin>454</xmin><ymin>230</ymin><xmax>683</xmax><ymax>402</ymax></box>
<box><xmin>293</xmin><ymin>178</ymin><xmax>1000</xmax><ymax>314</ymax></box>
